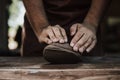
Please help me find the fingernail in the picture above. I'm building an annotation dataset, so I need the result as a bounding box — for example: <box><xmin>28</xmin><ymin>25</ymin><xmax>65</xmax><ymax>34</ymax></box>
<box><xmin>60</xmin><ymin>39</ymin><xmax>64</xmax><ymax>43</ymax></box>
<box><xmin>79</xmin><ymin>48</ymin><xmax>84</xmax><ymax>53</ymax></box>
<box><xmin>65</xmin><ymin>39</ymin><xmax>68</xmax><ymax>42</ymax></box>
<box><xmin>48</xmin><ymin>40</ymin><xmax>52</xmax><ymax>44</ymax></box>
<box><xmin>73</xmin><ymin>47</ymin><xmax>78</xmax><ymax>51</ymax></box>
<box><xmin>53</xmin><ymin>38</ymin><xmax>58</xmax><ymax>42</ymax></box>
<box><xmin>70</xmin><ymin>43</ymin><xmax>74</xmax><ymax>47</ymax></box>
<box><xmin>86</xmin><ymin>49</ymin><xmax>90</xmax><ymax>53</ymax></box>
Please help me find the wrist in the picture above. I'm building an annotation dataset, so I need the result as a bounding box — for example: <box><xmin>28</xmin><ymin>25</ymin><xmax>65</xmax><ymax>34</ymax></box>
<box><xmin>82</xmin><ymin>21</ymin><xmax>98</xmax><ymax>33</ymax></box>
<box><xmin>84</xmin><ymin>20</ymin><xmax>98</xmax><ymax>27</ymax></box>
<box><xmin>35</xmin><ymin>23</ymin><xmax>49</xmax><ymax>39</ymax></box>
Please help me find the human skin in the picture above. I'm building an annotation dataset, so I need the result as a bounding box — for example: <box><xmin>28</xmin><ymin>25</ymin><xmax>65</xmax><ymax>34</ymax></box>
<box><xmin>70</xmin><ymin>0</ymin><xmax>111</xmax><ymax>53</ymax></box>
<box><xmin>23</xmin><ymin>0</ymin><xmax>110</xmax><ymax>53</ymax></box>
<box><xmin>23</xmin><ymin>0</ymin><xmax>67</xmax><ymax>44</ymax></box>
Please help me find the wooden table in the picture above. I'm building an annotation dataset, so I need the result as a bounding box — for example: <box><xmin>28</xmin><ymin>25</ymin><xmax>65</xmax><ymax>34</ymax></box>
<box><xmin>0</xmin><ymin>54</ymin><xmax>120</xmax><ymax>80</ymax></box>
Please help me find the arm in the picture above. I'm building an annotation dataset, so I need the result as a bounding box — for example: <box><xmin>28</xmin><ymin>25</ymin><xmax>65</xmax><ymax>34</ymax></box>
<box><xmin>23</xmin><ymin>0</ymin><xmax>49</xmax><ymax>39</ymax></box>
<box><xmin>23</xmin><ymin>0</ymin><xmax>67</xmax><ymax>44</ymax></box>
<box><xmin>83</xmin><ymin>0</ymin><xmax>111</xmax><ymax>29</ymax></box>
<box><xmin>70</xmin><ymin>0</ymin><xmax>111</xmax><ymax>53</ymax></box>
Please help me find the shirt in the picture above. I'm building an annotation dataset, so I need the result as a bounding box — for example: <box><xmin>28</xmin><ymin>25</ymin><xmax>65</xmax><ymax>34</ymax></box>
<box><xmin>43</xmin><ymin>0</ymin><xmax>91</xmax><ymax>28</ymax></box>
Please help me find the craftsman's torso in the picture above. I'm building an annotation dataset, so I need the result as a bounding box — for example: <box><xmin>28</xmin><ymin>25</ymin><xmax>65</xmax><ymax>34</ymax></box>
<box><xmin>43</xmin><ymin>0</ymin><xmax>91</xmax><ymax>27</ymax></box>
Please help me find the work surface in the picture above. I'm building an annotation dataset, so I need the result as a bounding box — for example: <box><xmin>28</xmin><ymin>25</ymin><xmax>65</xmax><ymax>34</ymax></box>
<box><xmin>0</xmin><ymin>54</ymin><xmax>120</xmax><ymax>80</ymax></box>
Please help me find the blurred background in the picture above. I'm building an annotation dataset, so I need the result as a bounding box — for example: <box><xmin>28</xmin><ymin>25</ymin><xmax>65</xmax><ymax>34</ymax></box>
<box><xmin>0</xmin><ymin>0</ymin><xmax>120</xmax><ymax>56</ymax></box>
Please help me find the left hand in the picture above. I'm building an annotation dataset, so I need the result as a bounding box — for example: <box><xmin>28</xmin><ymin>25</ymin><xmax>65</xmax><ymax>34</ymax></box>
<box><xmin>70</xmin><ymin>23</ymin><xmax>97</xmax><ymax>53</ymax></box>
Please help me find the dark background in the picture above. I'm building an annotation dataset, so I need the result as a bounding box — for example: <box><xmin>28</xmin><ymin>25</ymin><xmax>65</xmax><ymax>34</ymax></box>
<box><xmin>0</xmin><ymin>0</ymin><xmax>120</xmax><ymax>56</ymax></box>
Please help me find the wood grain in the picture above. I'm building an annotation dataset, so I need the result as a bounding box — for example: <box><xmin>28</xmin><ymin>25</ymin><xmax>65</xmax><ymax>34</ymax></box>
<box><xmin>0</xmin><ymin>55</ymin><xmax>120</xmax><ymax>80</ymax></box>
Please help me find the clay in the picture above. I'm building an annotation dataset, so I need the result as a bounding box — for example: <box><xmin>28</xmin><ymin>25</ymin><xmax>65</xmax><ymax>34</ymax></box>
<box><xmin>43</xmin><ymin>43</ymin><xmax>81</xmax><ymax>64</ymax></box>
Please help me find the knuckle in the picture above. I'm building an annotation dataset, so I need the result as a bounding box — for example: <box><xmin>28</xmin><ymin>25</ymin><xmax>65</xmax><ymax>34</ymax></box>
<box><xmin>84</xmin><ymin>43</ymin><xmax>89</xmax><ymax>47</ymax></box>
<box><xmin>62</xmin><ymin>30</ymin><xmax>66</xmax><ymax>35</ymax></box>
<box><xmin>51</xmin><ymin>27</ymin><xmax>54</xmax><ymax>29</ymax></box>
<box><xmin>76</xmin><ymin>41</ymin><xmax>83</xmax><ymax>46</ymax></box>
<box><xmin>87</xmin><ymin>40</ymin><xmax>91</xmax><ymax>43</ymax></box>
<box><xmin>83</xmin><ymin>46</ymin><xmax>86</xmax><ymax>50</ymax></box>
<box><xmin>54</xmin><ymin>27</ymin><xmax>59</xmax><ymax>31</ymax></box>
<box><xmin>51</xmin><ymin>35</ymin><xmax>55</xmax><ymax>39</ymax></box>
<box><xmin>72</xmin><ymin>39</ymin><xmax>77</xmax><ymax>43</ymax></box>
<box><xmin>48</xmin><ymin>26</ymin><xmax>52</xmax><ymax>29</ymax></box>
<box><xmin>61</xmin><ymin>28</ymin><xmax>64</xmax><ymax>31</ymax></box>
<box><xmin>78</xmin><ymin>40</ymin><xmax>84</xmax><ymax>44</ymax></box>
<box><xmin>87</xmin><ymin>39</ymin><xmax>92</xmax><ymax>44</ymax></box>
<box><xmin>55</xmin><ymin>32</ymin><xmax>61</xmax><ymax>37</ymax></box>
<box><xmin>77</xmin><ymin>25</ymin><xmax>81</xmax><ymax>29</ymax></box>
<box><xmin>63</xmin><ymin>34</ymin><xmax>66</xmax><ymax>37</ymax></box>
<box><xmin>47</xmin><ymin>26</ymin><xmax>51</xmax><ymax>28</ymax></box>
<box><xmin>77</xmin><ymin>23</ymin><xmax>81</xmax><ymax>25</ymax></box>
<box><xmin>56</xmin><ymin>24</ymin><xmax>59</xmax><ymax>26</ymax></box>
<box><xmin>71</xmin><ymin>40</ymin><xmax>76</xmax><ymax>44</ymax></box>
<box><xmin>71</xmin><ymin>24</ymin><xmax>77</xmax><ymax>28</ymax></box>
<box><xmin>46</xmin><ymin>29</ymin><xmax>50</xmax><ymax>32</ymax></box>
<box><xmin>70</xmin><ymin>26</ymin><xmax>74</xmax><ymax>30</ymax></box>
<box><xmin>58</xmin><ymin>34</ymin><xmax>62</xmax><ymax>38</ymax></box>
<box><xmin>45</xmin><ymin>40</ymin><xmax>50</xmax><ymax>44</ymax></box>
<box><xmin>56</xmin><ymin>28</ymin><xmax>60</xmax><ymax>31</ymax></box>
<box><xmin>84</xmin><ymin>45</ymin><xmax>88</xmax><ymax>48</ymax></box>
<box><xmin>76</xmin><ymin>34</ymin><xmax>80</xmax><ymax>38</ymax></box>
<box><xmin>46</xmin><ymin>40</ymin><xmax>50</xmax><ymax>43</ymax></box>
<box><xmin>56</xmin><ymin>25</ymin><xmax>60</xmax><ymax>28</ymax></box>
<box><xmin>75</xmin><ymin>43</ymin><xmax>80</xmax><ymax>47</ymax></box>
<box><xmin>77</xmin><ymin>42</ymin><xmax>82</xmax><ymax>47</ymax></box>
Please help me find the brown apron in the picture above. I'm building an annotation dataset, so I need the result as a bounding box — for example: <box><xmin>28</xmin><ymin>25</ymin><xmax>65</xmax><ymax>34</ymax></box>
<box><xmin>22</xmin><ymin>0</ymin><xmax>103</xmax><ymax>56</ymax></box>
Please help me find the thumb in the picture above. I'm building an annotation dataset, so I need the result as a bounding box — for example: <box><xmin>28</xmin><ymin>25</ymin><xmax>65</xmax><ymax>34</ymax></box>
<box><xmin>70</xmin><ymin>24</ymin><xmax>77</xmax><ymax>36</ymax></box>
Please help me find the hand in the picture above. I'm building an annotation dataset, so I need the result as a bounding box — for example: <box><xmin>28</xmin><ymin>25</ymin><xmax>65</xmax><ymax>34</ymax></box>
<box><xmin>38</xmin><ymin>25</ymin><xmax>68</xmax><ymax>44</ymax></box>
<box><xmin>70</xmin><ymin>23</ymin><xmax>97</xmax><ymax>53</ymax></box>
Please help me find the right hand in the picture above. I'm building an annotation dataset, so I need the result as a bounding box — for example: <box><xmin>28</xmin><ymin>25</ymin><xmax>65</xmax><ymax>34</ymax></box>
<box><xmin>38</xmin><ymin>25</ymin><xmax>68</xmax><ymax>44</ymax></box>
<box><xmin>70</xmin><ymin>23</ymin><xmax>97</xmax><ymax>53</ymax></box>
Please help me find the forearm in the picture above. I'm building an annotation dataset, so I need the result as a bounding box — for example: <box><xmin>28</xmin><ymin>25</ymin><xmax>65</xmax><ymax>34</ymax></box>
<box><xmin>84</xmin><ymin>0</ymin><xmax>110</xmax><ymax>29</ymax></box>
<box><xmin>23</xmin><ymin>0</ymin><xmax>49</xmax><ymax>38</ymax></box>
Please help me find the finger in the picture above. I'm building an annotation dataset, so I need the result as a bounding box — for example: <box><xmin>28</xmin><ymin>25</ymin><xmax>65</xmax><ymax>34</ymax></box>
<box><xmin>44</xmin><ymin>38</ymin><xmax>52</xmax><ymax>44</ymax></box>
<box><xmin>78</xmin><ymin>46</ymin><xmax>86</xmax><ymax>54</ymax></box>
<box><xmin>86</xmin><ymin>39</ymin><xmax>97</xmax><ymax>53</ymax></box>
<box><xmin>70</xmin><ymin>31</ymin><xmax>84</xmax><ymax>47</ymax></box>
<box><xmin>70</xmin><ymin>24</ymin><xmax>78</xmax><ymax>36</ymax></box>
<box><xmin>60</xmin><ymin>27</ymin><xmax>68</xmax><ymax>42</ymax></box>
<box><xmin>53</xmin><ymin>25</ymin><xmax>64</xmax><ymax>43</ymax></box>
<box><xmin>47</xmin><ymin>28</ymin><xmax>56</xmax><ymax>42</ymax></box>
<box><xmin>84</xmin><ymin>37</ymin><xmax>93</xmax><ymax>49</ymax></box>
<box><xmin>42</xmin><ymin>37</ymin><xmax>52</xmax><ymax>44</ymax></box>
<box><xmin>73</xmin><ymin>34</ymin><xmax>89</xmax><ymax>51</ymax></box>
<box><xmin>51</xmin><ymin>27</ymin><xmax>60</xmax><ymax>42</ymax></box>
<box><xmin>79</xmin><ymin>38</ymin><xmax>92</xmax><ymax>53</ymax></box>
